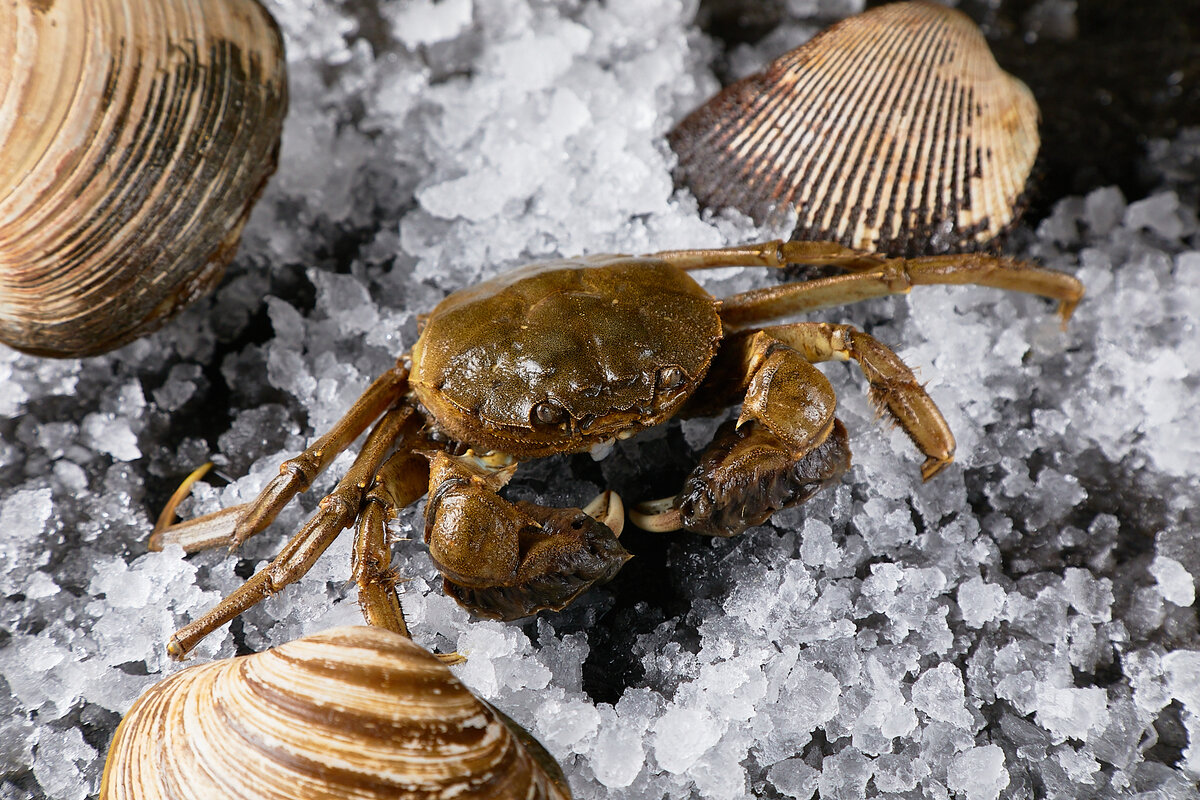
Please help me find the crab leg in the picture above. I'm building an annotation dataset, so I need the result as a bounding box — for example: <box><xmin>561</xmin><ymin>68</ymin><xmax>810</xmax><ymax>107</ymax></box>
<box><xmin>718</xmin><ymin>248</ymin><xmax>1083</xmax><ymax>327</ymax></box>
<box><xmin>752</xmin><ymin>321</ymin><xmax>954</xmax><ymax>479</ymax></box>
<box><xmin>228</xmin><ymin>362</ymin><xmax>411</xmax><ymax>549</ymax></box>
<box><xmin>649</xmin><ymin>240</ymin><xmax>1082</xmax><ymax>325</ymax></box>
<box><xmin>149</xmin><ymin>363</ymin><xmax>410</xmax><ymax>553</ymax></box>
<box><xmin>351</xmin><ymin>439</ymin><xmax>433</xmax><ymax>637</ymax></box>
<box><xmin>652</xmin><ymin>240</ymin><xmax>887</xmax><ymax>271</ymax></box>
<box><xmin>166</xmin><ymin>403</ymin><xmax>417</xmax><ymax>660</ymax></box>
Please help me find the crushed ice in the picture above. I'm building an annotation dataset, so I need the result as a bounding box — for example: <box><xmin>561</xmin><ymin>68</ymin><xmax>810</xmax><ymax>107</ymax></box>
<box><xmin>1</xmin><ymin>0</ymin><xmax>1199</xmax><ymax>798</ymax></box>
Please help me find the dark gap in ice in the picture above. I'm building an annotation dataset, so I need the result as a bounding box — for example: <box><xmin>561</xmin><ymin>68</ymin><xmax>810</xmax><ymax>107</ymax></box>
<box><xmin>78</xmin><ymin>704</ymin><xmax>122</xmax><ymax>760</ymax></box>
<box><xmin>1146</xmin><ymin>700</ymin><xmax>1189</xmax><ymax>768</ymax></box>
<box><xmin>1</xmin><ymin>770</ymin><xmax>40</xmax><ymax>797</ymax></box>
<box><xmin>233</xmin><ymin>558</ymin><xmax>258</xmax><ymax>581</ymax></box>
<box><xmin>580</xmin><ymin>608</ymin><xmax>652</xmax><ymax>706</ymax></box>
<box><xmin>112</xmin><ymin>660</ymin><xmax>150</xmax><ymax>677</ymax></box>
<box><xmin>1076</xmin><ymin>650</ymin><xmax>1125</xmax><ymax>691</ymax></box>
<box><xmin>231</xmin><ymin>615</ymin><xmax>252</xmax><ymax>658</ymax></box>
<box><xmin>987</xmin><ymin>0</ymin><xmax>1200</xmax><ymax>216</ymax></box>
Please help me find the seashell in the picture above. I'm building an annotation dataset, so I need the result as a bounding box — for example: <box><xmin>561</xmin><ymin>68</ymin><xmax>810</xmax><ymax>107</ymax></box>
<box><xmin>670</xmin><ymin>2</ymin><xmax>1039</xmax><ymax>256</ymax></box>
<box><xmin>0</xmin><ymin>0</ymin><xmax>287</xmax><ymax>358</ymax></box>
<box><xmin>100</xmin><ymin>626</ymin><xmax>571</xmax><ymax>799</ymax></box>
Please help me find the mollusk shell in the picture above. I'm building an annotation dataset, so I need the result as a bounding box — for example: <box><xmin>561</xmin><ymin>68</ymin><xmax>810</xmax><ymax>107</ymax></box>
<box><xmin>100</xmin><ymin>626</ymin><xmax>571</xmax><ymax>799</ymax></box>
<box><xmin>670</xmin><ymin>2</ymin><xmax>1039</xmax><ymax>256</ymax></box>
<box><xmin>0</xmin><ymin>0</ymin><xmax>287</xmax><ymax>358</ymax></box>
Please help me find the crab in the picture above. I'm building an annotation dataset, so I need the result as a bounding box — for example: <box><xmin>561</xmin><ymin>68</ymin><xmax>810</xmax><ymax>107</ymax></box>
<box><xmin>153</xmin><ymin>239</ymin><xmax>1083</xmax><ymax>659</ymax></box>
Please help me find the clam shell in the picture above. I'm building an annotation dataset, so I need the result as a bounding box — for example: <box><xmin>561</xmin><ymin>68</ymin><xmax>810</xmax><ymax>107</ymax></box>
<box><xmin>0</xmin><ymin>0</ymin><xmax>287</xmax><ymax>358</ymax></box>
<box><xmin>101</xmin><ymin>626</ymin><xmax>571</xmax><ymax>799</ymax></box>
<box><xmin>670</xmin><ymin>1</ymin><xmax>1039</xmax><ymax>256</ymax></box>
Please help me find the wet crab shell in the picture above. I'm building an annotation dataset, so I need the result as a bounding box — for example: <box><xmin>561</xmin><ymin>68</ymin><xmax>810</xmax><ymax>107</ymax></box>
<box><xmin>410</xmin><ymin>255</ymin><xmax>723</xmax><ymax>459</ymax></box>
<box><xmin>100</xmin><ymin>626</ymin><xmax>572</xmax><ymax>799</ymax></box>
<box><xmin>670</xmin><ymin>1</ymin><xmax>1039</xmax><ymax>256</ymax></box>
<box><xmin>0</xmin><ymin>0</ymin><xmax>287</xmax><ymax>358</ymax></box>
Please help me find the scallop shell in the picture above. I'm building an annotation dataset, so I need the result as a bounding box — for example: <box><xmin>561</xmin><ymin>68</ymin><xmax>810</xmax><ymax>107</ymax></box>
<box><xmin>100</xmin><ymin>626</ymin><xmax>572</xmax><ymax>799</ymax></box>
<box><xmin>669</xmin><ymin>1</ymin><xmax>1039</xmax><ymax>256</ymax></box>
<box><xmin>0</xmin><ymin>0</ymin><xmax>287</xmax><ymax>358</ymax></box>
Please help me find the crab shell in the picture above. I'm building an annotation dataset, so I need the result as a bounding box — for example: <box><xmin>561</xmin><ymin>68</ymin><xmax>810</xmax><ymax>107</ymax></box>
<box><xmin>0</xmin><ymin>0</ymin><xmax>287</xmax><ymax>358</ymax></box>
<box><xmin>100</xmin><ymin>626</ymin><xmax>571</xmax><ymax>799</ymax></box>
<box><xmin>410</xmin><ymin>255</ymin><xmax>723</xmax><ymax>459</ymax></box>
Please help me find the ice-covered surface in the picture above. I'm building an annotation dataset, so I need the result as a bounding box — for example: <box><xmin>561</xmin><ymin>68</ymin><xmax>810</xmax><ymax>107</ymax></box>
<box><xmin>2</xmin><ymin>1</ymin><xmax>1199</xmax><ymax>798</ymax></box>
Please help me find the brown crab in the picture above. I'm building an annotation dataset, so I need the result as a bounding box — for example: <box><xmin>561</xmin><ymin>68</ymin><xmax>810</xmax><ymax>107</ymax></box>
<box><xmin>153</xmin><ymin>239</ymin><xmax>1082</xmax><ymax>658</ymax></box>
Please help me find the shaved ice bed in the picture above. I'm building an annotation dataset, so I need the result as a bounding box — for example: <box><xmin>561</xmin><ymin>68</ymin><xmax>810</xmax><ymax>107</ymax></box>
<box><xmin>2</xmin><ymin>1</ymin><xmax>1199</xmax><ymax>798</ymax></box>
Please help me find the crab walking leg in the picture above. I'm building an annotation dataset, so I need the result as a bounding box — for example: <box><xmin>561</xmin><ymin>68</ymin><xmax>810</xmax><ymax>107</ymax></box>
<box><xmin>149</xmin><ymin>364</ymin><xmax>410</xmax><ymax>553</ymax></box>
<box><xmin>149</xmin><ymin>502</ymin><xmax>252</xmax><ymax>552</ymax></box>
<box><xmin>225</xmin><ymin>362</ymin><xmax>411</xmax><ymax>549</ymax></box>
<box><xmin>756</xmin><ymin>322</ymin><xmax>955</xmax><ymax>478</ymax></box>
<box><xmin>166</xmin><ymin>404</ymin><xmax>416</xmax><ymax>660</ymax></box>
<box><xmin>719</xmin><ymin>250</ymin><xmax>1084</xmax><ymax>328</ymax></box>
<box><xmin>651</xmin><ymin>239</ymin><xmax>887</xmax><ymax>271</ymax></box>
<box><xmin>423</xmin><ymin>451</ymin><xmax>630</xmax><ymax>621</ymax></box>
<box><xmin>351</xmin><ymin>441</ymin><xmax>433</xmax><ymax>637</ymax></box>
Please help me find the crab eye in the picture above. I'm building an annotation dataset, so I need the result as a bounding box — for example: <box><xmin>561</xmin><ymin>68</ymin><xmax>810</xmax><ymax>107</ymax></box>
<box><xmin>657</xmin><ymin>366</ymin><xmax>686</xmax><ymax>391</ymax></box>
<box><xmin>533</xmin><ymin>400</ymin><xmax>566</xmax><ymax>427</ymax></box>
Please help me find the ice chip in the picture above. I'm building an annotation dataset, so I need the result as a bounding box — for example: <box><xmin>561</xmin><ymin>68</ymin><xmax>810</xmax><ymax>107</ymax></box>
<box><xmin>947</xmin><ymin>744</ymin><xmax>1009</xmax><ymax>800</ymax></box>
<box><xmin>766</xmin><ymin>757</ymin><xmax>819</xmax><ymax>799</ymax></box>
<box><xmin>81</xmin><ymin>412</ymin><xmax>141</xmax><ymax>461</ymax></box>
<box><xmin>535</xmin><ymin>697</ymin><xmax>600</xmax><ymax>755</ymax></box>
<box><xmin>591</xmin><ymin>706</ymin><xmax>645</xmax><ymax>788</ymax></box>
<box><xmin>1162</xmin><ymin>650</ymin><xmax>1200</xmax><ymax>710</ymax></box>
<box><xmin>912</xmin><ymin>662</ymin><xmax>973</xmax><ymax>728</ymax></box>
<box><xmin>1150</xmin><ymin>556</ymin><xmax>1195</xmax><ymax>607</ymax></box>
<box><xmin>817</xmin><ymin>747</ymin><xmax>872</xmax><ymax>800</ymax></box>
<box><xmin>1061</xmin><ymin>568</ymin><xmax>1114</xmax><ymax>623</ymax></box>
<box><xmin>1083</xmin><ymin>185</ymin><xmax>1126</xmax><ymax>235</ymax></box>
<box><xmin>1034</xmin><ymin>685</ymin><xmax>1110</xmax><ymax>742</ymax></box>
<box><xmin>957</xmin><ymin>576</ymin><xmax>1006</xmax><ymax>628</ymax></box>
<box><xmin>32</xmin><ymin>727</ymin><xmax>96</xmax><ymax>800</ymax></box>
<box><xmin>651</xmin><ymin>706</ymin><xmax>722</xmax><ymax>774</ymax></box>
<box><xmin>385</xmin><ymin>0</ymin><xmax>473</xmax><ymax>48</ymax></box>
<box><xmin>1124</xmin><ymin>190</ymin><xmax>1185</xmax><ymax>240</ymax></box>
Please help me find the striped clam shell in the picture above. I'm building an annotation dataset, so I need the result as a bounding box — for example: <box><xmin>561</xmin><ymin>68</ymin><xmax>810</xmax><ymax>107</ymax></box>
<box><xmin>100</xmin><ymin>626</ymin><xmax>572</xmax><ymax>800</ymax></box>
<box><xmin>670</xmin><ymin>1</ymin><xmax>1039</xmax><ymax>256</ymax></box>
<box><xmin>0</xmin><ymin>0</ymin><xmax>287</xmax><ymax>358</ymax></box>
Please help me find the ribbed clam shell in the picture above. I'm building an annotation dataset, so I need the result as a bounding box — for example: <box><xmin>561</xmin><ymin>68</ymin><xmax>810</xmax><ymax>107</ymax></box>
<box><xmin>101</xmin><ymin>626</ymin><xmax>571</xmax><ymax>800</ymax></box>
<box><xmin>670</xmin><ymin>2</ymin><xmax>1039</xmax><ymax>256</ymax></box>
<box><xmin>0</xmin><ymin>0</ymin><xmax>287</xmax><ymax>358</ymax></box>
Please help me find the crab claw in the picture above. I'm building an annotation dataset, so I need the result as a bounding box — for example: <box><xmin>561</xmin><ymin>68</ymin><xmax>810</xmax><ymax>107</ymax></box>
<box><xmin>582</xmin><ymin>489</ymin><xmax>625</xmax><ymax>537</ymax></box>
<box><xmin>425</xmin><ymin>477</ymin><xmax>631</xmax><ymax>621</ymax></box>
<box><xmin>629</xmin><ymin>497</ymin><xmax>682</xmax><ymax>533</ymax></box>
<box><xmin>632</xmin><ymin>419</ymin><xmax>852</xmax><ymax>538</ymax></box>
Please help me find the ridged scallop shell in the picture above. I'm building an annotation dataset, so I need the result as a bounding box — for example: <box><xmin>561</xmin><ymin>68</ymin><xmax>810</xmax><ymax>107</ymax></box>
<box><xmin>100</xmin><ymin>626</ymin><xmax>572</xmax><ymax>800</ymax></box>
<box><xmin>0</xmin><ymin>0</ymin><xmax>287</xmax><ymax>358</ymax></box>
<box><xmin>670</xmin><ymin>1</ymin><xmax>1039</xmax><ymax>256</ymax></box>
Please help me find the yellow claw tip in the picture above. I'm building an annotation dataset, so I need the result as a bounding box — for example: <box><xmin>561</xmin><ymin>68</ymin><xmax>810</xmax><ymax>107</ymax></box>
<box><xmin>153</xmin><ymin>461</ymin><xmax>215</xmax><ymax>535</ymax></box>
<box><xmin>920</xmin><ymin>455</ymin><xmax>954</xmax><ymax>482</ymax></box>
<box><xmin>1058</xmin><ymin>298</ymin><xmax>1080</xmax><ymax>326</ymax></box>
